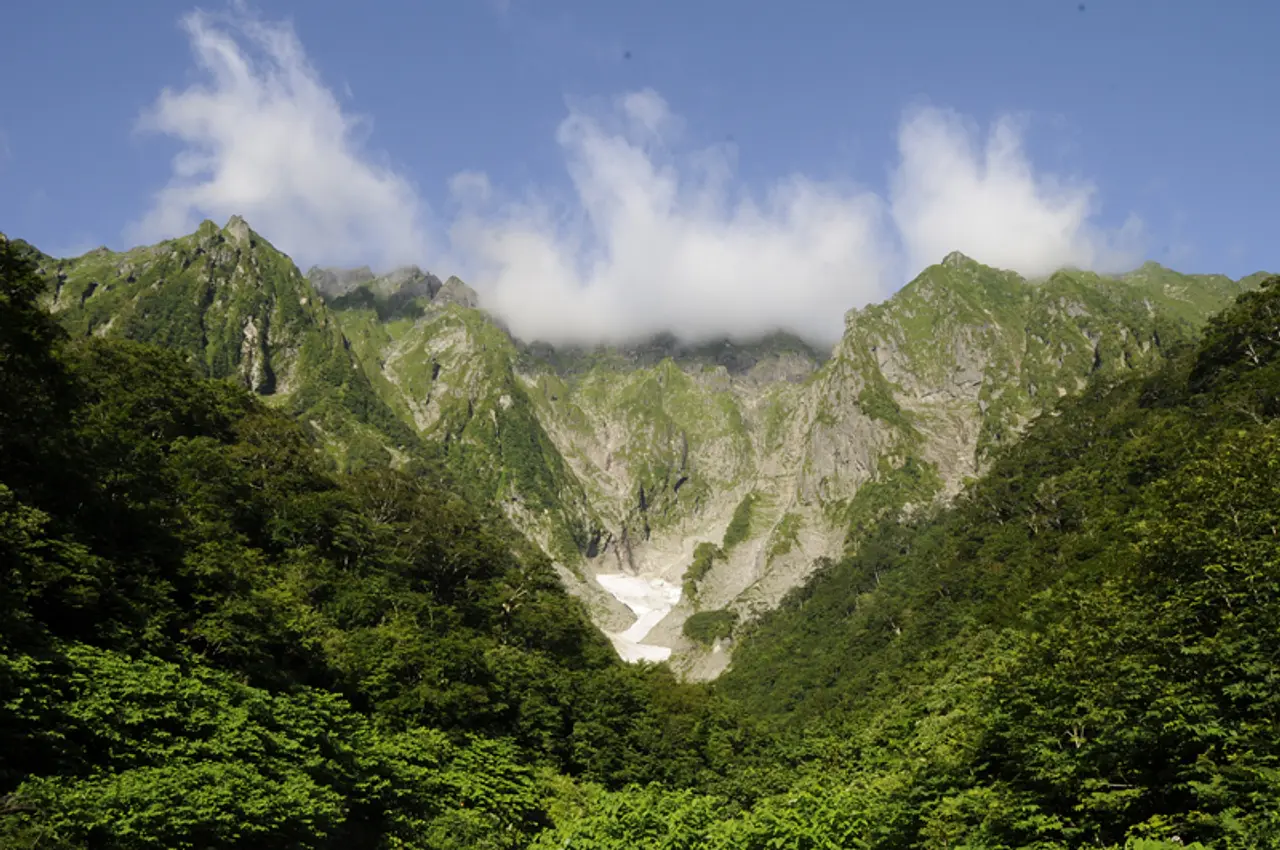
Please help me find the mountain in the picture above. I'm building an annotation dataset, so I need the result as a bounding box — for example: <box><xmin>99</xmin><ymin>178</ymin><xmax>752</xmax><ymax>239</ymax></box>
<box><xmin>319</xmin><ymin>244</ymin><xmax>1254</xmax><ymax>676</ymax></box>
<box><xmin>307</xmin><ymin>263</ymin><xmax>445</xmax><ymax>302</ymax></box>
<box><xmin>31</xmin><ymin>218</ymin><xmax>1262</xmax><ymax>676</ymax></box>
<box><xmin>530</xmin><ymin>273</ymin><xmax>1280</xmax><ymax>849</ymax></box>
<box><xmin>7</xmin><ymin>222</ymin><xmax>1280</xmax><ymax>848</ymax></box>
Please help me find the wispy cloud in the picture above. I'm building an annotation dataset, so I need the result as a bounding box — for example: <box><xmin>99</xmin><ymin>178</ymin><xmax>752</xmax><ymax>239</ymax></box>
<box><xmin>136</xmin><ymin>7</ymin><xmax>1144</xmax><ymax>344</ymax></box>
<box><xmin>451</xmin><ymin>95</ymin><xmax>1143</xmax><ymax>343</ymax></box>
<box><xmin>890</xmin><ymin>106</ymin><xmax>1142</xmax><ymax>278</ymax></box>
<box><xmin>448</xmin><ymin>90</ymin><xmax>893</xmax><ymax>344</ymax></box>
<box><xmin>129</xmin><ymin>6</ymin><xmax>428</xmax><ymax>267</ymax></box>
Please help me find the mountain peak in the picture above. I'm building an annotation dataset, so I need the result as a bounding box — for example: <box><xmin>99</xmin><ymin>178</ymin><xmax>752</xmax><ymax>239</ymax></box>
<box><xmin>436</xmin><ymin>276</ymin><xmax>479</xmax><ymax>308</ymax></box>
<box><xmin>1118</xmin><ymin>260</ymin><xmax>1175</xmax><ymax>283</ymax></box>
<box><xmin>307</xmin><ymin>265</ymin><xmax>375</xmax><ymax>298</ymax></box>
<box><xmin>942</xmin><ymin>250</ymin><xmax>975</xmax><ymax>268</ymax></box>
<box><xmin>381</xmin><ymin>265</ymin><xmax>442</xmax><ymax>297</ymax></box>
<box><xmin>223</xmin><ymin>215</ymin><xmax>253</xmax><ymax>245</ymax></box>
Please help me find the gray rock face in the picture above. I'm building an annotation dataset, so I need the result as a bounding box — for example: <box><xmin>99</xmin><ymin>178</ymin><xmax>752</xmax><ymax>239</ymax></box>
<box><xmin>744</xmin><ymin>352</ymin><xmax>817</xmax><ymax>386</ymax></box>
<box><xmin>224</xmin><ymin>215</ymin><xmax>253</xmax><ymax>245</ymax></box>
<box><xmin>433</xmin><ymin>276</ymin><xmax>480</xmax><ymax>309</ymax></box>
<box><xmin>306</xmin><ymin>266</ymin><xmax>375</xmax><ymax>297</ymax></box>
<box><xmin>306</xmin><ymin>264</ymin><xmax>446</xmax><ymax>302</ymax></box>
<box><xmin>374</xmin><ymin>266</ymin><xmax>444</xmax><ymax>300</ymax></box>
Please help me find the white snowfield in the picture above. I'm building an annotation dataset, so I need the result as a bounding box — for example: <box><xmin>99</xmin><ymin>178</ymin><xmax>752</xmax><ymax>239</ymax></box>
<box><xmin>594</xmin><ymin>574</ymin><xmax>682</xmax><ymax>663</ymax></box>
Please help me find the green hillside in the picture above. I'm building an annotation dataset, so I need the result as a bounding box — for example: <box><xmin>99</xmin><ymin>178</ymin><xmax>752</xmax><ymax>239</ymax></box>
<box><xmin>6</xmin><ymin>223</ymin><xmax>1280</xmax><ymax>846</ymax></box>
<box><xmin>31</xmin><ymin>220</ymin><xmax>1266</xmax><ymax>672</ymax></box>
<box><xmin>0</xmin><ymin>234</ymin><xmax>751</xmax><ymax>849</ymax></box>
<box><xmin>29</xmin><ymin>218</ymin><xmax>419</xmax><ymax>472</ymax></box>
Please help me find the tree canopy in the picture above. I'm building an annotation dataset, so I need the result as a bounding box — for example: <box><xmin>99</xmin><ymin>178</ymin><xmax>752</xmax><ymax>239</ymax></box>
<box><xmin>4</xmin><ymin>230</ymin><xmax>1280</xmax><ymax>848</ymax></box>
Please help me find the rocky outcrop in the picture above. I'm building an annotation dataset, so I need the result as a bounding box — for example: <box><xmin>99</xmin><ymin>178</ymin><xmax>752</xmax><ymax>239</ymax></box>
<box><xmin>307</xmin><ymin>264</ymin><xmax>447</xmax><ymax>302</ymax></box>
<box><xmin>306</xmin><ymin>265</ymin><xmax>374</xmax><ymax>297</ymax></box>
<box><xmin>376</xmin><ymin>265</ymin><xmax>443</xmax><ymax>300</ymax></box>
<box><xmin>434</xmin><ymin>276</ymin><xmax>479</xmax><ymax>309</ymax></box>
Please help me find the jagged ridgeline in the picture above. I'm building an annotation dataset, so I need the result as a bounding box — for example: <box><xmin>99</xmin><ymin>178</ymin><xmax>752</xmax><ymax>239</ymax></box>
<box><xmin>33</xmin><ymin>218</ymin><xmax>1264</xmax><ymax>673</ymax></box>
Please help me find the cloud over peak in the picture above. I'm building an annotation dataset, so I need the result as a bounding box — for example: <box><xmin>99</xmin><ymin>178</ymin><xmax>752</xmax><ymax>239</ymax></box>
<box><xmin>891</xmin><ymin>107</ymin><xmax>1142</xmax><ymax>278</ymax></box>
<box><xmin>449</xmin><ymin>89</ymin><xmax>893</xmax><ymax>343</ymax></box>
<box><xmin>134</xmin><ymin>7</ymin><xmax>1144</xmax><ymax>345</ymax></box>
<box><xmin>129</xmin><ymin>7</ymin><xmax>428</xmax><ymax>268</ymax></box>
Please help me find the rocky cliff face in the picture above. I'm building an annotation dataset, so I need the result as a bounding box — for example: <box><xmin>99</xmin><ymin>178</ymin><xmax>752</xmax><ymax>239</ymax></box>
<box><xmin>34</xmin><ymin>218</ymin><xmax>1262</xmax><ymax>677</ymax></box>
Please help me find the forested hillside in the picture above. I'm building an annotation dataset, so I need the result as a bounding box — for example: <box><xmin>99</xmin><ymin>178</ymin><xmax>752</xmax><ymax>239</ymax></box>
<box><xmin>5</xmin><ymin>225</ymin><xmax>1280</xmax><ymax>848</ymax></box>
<box><xmin>0</xmin><ymin>235</ymin><xmax>756</xmax><ymax>848</ymax></box>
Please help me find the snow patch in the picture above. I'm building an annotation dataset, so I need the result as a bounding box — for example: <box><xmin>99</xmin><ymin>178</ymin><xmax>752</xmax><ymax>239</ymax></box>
<box><xmin>595</xmin><ymin>574</ymin><xmax>682</xmax><ymax>663</ymax></box>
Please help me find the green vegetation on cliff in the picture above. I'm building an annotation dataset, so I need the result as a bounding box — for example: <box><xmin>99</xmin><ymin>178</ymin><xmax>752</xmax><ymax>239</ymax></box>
<box><xmin>0</xmin><ymin>237</ymin><xmax>759</xmax><ymax>849</ymax></box>
<box><xmin>8</xmin><ymin>219</ymin><xmax>1280</xmax><ymax>848</ymax></box>
<box><xmin>721</xmin><ymin>491</ymin><xmax>758</xmax><ymax>550</ymax></box>
<box><xmin>330</xmin><ymin>300</ymin><xmax>600</xmax><ymax>567</ymax></box>
<box><xmin>682</xmin><ymin>609</ymin><xmax>739</xmax><ymax>646</ymax></box>
<box><xmin>36</xmin><ymin>220</ymin><xmax>419</xmax><ymax>472</ymax></box>
<box><xmin>682</xmin><ymin>541</ymin><xmax>724</xmax><ymax>598</ymax></box>
<box><xmin>557</xmin><ymin>274</ymin><xmax>1280</xmax><ymax>848</ymax></box>
<box><xmin>835</xmin><ymin>254</ymin><xmax>1227</xmax><ymax>464</ymax></box>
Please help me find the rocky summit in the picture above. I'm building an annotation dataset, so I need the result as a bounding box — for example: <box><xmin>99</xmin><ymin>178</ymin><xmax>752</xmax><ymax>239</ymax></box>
<box><xmin>30</xmin><ymin>217</ymin><xmax>1263</xmax><ymax>677</ymax></box>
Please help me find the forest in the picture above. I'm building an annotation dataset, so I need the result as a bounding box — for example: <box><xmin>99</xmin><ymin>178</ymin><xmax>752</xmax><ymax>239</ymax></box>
<box><xmin>3</xmin><ymin>231</ymin><xmax>1280</xmax><ymax>848</ymax></box>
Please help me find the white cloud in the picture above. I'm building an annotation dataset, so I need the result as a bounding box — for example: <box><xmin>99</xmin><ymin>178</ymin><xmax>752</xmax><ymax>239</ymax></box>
<box><xmin>448</xmin><ymin>171</ymin><xmax>493</xmax><ymax>207</ymax></box>
<box><xmin>890</xmin><ymin>106</ymin><xmax>1142</xmax><ymax>278</ymax></box>
<box><xmin>448</xmin><ymin>89</ymin><xmax>894</xmax><ymax>344</ymax></box>
<box><xmin>128</xmin><ymin>7</ymin><xmax>427</xmax><ymax>268</ymax></box>
<box><xmin>448</xmin><ymin>95</ymin><xmax>1144</xmax><ymax>345</ymax></box>
<box><xmin>134</xmin><ymin>8</ymin><xmax>1144</xmax><ymax>345</ymax></box>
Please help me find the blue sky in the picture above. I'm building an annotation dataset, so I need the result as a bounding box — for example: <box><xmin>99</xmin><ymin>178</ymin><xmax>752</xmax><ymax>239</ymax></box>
<box><xmin>1</xmin><ymin>1</ymin><xmax>1275</xmax><ymax>342</ymax></box>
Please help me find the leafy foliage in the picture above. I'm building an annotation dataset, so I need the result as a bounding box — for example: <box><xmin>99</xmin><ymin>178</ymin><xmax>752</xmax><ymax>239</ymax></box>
<box><xmin>0</xmin><ymin>238</ymin><xmax>750</xmax><ymax>848</ymax></box>
<box><xmin>681</xmin><ymin>541</ymin><xmax>724</xmax><ymax>598</ymax></box>
<box><xmin>720</xmin><ymin>492</ymin><xmax>757</xmax><ymax>551</ymax></box>
<box><xmin>682</xmin><ymin>610</ymin><xmax>739</xmax><ymax>646</ymax></box>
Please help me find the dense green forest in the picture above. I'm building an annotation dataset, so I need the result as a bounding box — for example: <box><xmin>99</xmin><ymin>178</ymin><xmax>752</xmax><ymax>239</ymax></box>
<box><xmin>4</xmin><ymin>228</ymin><xmax>1280</xmax><ymax>848</ymax></box>
<box><xmin>0</xmin><ymin>235</ymin><xmax>759</xmax><ymax>848</ymax></box>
